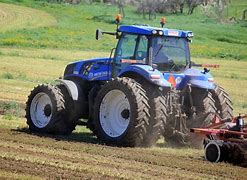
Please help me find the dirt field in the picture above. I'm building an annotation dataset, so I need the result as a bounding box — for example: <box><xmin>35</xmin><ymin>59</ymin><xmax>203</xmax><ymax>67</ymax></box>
<box><xmin>0</xmin><ymin>117</ymin><xmax>246</xmax><ymax>179</ymax></box>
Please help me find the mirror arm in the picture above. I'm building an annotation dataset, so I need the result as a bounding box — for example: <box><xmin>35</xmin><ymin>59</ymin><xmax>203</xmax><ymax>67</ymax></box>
<box><xmin>102</xmin><ymin>31</ymin><xmax>117</xmax><ymax>36</ymax></box>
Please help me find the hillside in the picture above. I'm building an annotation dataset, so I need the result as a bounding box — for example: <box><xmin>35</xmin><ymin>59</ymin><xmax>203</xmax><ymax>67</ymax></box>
<box><xmin>0</xmin><ymin>0</ymin><xmax>246</xmax><ymax>60</ymax></box>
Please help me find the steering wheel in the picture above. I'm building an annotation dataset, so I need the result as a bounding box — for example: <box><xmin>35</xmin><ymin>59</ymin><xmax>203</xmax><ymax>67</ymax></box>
<box><xmin>117</xmin><ymin>49</ymin><xmax>122</xmax><ymax>57</ymax></box>
<box><xmin>136</xmin><ymin>51</ymin><xmax>147</xmax><ymax>60</ymax></box>
<box><xmin>168</xmin><ymin>59</ymin><xmax>179</xmax><ymax>71</ymax></box>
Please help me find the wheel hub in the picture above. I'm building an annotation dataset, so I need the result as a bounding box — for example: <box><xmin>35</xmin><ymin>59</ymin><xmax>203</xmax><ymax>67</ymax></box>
<box><xmin>121</xmin><ymin>109</ymin><xmax>130</xmax><ymax>119</ymax></box>
<box><xmin>44</xmin><ymin>104</ymin><xmax>52</xmax><ymax>117</ymax></box>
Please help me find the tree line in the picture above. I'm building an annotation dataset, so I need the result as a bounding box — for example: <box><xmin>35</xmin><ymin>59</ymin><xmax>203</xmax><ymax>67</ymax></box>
<box><xmin>45</xmin><ymin>0</ymin><xmax>246</xmax><ymax>21</ymax></box>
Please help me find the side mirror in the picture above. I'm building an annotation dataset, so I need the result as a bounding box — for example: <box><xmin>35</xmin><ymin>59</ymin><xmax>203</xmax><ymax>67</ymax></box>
<box><xmin>96</xmin><ymin>29</ymin><xmax>102</xmax><ymax>40</ymax></box>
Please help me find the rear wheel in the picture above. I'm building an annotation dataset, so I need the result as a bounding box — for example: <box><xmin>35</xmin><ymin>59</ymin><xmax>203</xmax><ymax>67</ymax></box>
<box><xmin>163</xmin><ymin>89</ymin><xmax>189</xmax><ymax>146</ymax></box>
<box><xmin>185</xmin><ymin>88</ymin><xmax>217</xmax><ymax>147</ymax></box>
<box><xmin>25</xmin><ymin>84</ymin><xmax>71</xmax><ymax>134</ymax></box>
<box><xmin>185</xmin><ymin>88</ymin><xmax>217</xmax><ymax>128</ymax></box>
<box><xmin>210</xmin><ymin>84</ymin><xmax>233</xmax><ymax>121</ymax></box>
<box><xmin>141</xmin><ymin>85</ymin><xmax>168</xmax><ymax>147</ymax></box>
<box><xmin>165</xmin><ymin>88</ymin><xmax>217</xmax><ymax>147</ymax></box>
<box><xmin>93</xmin><ymin>77</ymin><xmax>150</xmax><ymax>147</ymax></box>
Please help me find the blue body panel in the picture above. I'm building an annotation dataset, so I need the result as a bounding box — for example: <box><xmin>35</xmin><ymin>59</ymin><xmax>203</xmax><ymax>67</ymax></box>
<box><xmin>163</xmin><ymin>68</ymin><xmax>215</xmax><ymax>90</ymax></box>
<box><xmin>65</xmin><ymin>58</ymin><xmax>214</xmax><ymax>90</ymax></box>
<box><xmin>118</xmin><ymin>64</ymin><xmax>171</xmax><ymax>87</ymax></box>
<box><xmin>64</xmin><ymin>58</ymin><xmax>112</xmax><ymax>81</ymax></box>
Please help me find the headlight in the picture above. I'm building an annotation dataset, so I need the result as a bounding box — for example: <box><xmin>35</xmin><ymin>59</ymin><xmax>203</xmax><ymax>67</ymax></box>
<box><xmin>64</xmin><ymin>63</ymin><xmax>75</xmax><ymax>76</ymax></box>
<box><xmin>158</xmin><ymin>31</ymin><xmax>163</xmax><ymax>35</ymax></box>
<box><xmin>187</xmin><ymin>32</ymin><xmax>193</xmax><ymax>38</ymax></box>
<box><xmin>152</xmin><ymin>30</ymin><xmax>157</xmax><ymax>35</ymax></box>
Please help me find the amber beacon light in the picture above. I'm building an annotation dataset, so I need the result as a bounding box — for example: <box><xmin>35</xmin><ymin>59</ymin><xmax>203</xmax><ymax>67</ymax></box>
<box><xmin>160</xmin><ymin>17</ymin><xmax>166</xmax><ymax>28</ymax></box>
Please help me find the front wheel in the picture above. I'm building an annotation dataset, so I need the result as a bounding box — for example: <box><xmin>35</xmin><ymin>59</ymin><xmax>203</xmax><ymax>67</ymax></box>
<box><xmin>93</xmin><ymin>77</ymin><xmax>150</xmax><ymax>147</ymax></box>
<box><xmin>25</xmin><ymin>84</ymin><xmax>71</xmax><ymax>134</ymax></box>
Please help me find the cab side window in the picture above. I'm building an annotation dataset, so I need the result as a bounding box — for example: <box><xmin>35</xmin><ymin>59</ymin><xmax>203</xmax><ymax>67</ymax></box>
<box><xmin>116</xmin><ymin>34</ymin><xmax>137</xmax><ymax>60</ymax></box>
<box><xmin>136</xmin><ymin>35</ymin><xmax>148</xmax><ymax>61</ymax></box>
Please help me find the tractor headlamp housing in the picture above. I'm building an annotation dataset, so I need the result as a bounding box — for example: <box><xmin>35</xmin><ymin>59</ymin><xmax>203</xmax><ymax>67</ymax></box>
<box><xmin>152</xmin><ymin>30</ymin><xmax>157</xmax><ymax>35</ymax></box>
<box><xmin>152</xmin><ymin>30</ymin><xmax>163</xmax><ymax>36</ymax></box>
<box><xmin>187</xmin><ymin>32</ymin><xmax>193</xmax><ymax>38</ymax></box>
<box><xmin>64</xmin><ymin>63</ymin><xmax>76</xmax><ymax>76</ymax></box>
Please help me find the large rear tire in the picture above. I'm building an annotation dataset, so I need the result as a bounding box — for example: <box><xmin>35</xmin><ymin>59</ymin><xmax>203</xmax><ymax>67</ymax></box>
<box><xmin>185</xmin><ymin>88</ymin><xmax>217</xmax><ymax>147</ymax></box>
<box><xmin>163</xmin><ymin>89</ymin><xmax>189</xmax><ymax>146</ymax></box>
<box><xmin>141</xmin><ymin>85</ymin><xmax>168</xmax><ymax>147</ymax></box>
<box><xmin>165</xmin><ymin>88</ymin><xmax>217</xmax><ymax>147</ymax></box>
<box><xmin>93</xmin><ymin>77</ymin><xmax>150</xmax><ymax>147</ymax></box>
<box><xmin>185</xmin><ymin>88</ymin><xmax>217</xmax><ymax>128</ymax></box>
<box><xmin>25</xmin><ymin>84</ymin><xmax>71</xmax><ymax>134</ymax></box>
<box><xmin>210</xmin><ymin>84</ymin><xmax>233</xmax><ymax>121</ymax></box>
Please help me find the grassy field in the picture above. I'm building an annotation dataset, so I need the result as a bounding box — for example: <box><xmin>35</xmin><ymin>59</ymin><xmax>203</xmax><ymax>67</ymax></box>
<box><xmin>0</xmin><ymin>1</ymin><xmax>247</xmax><ymax>179</ymax></box>
<box><xmin>0</xmin><ymin>2</ymin><xmax>56</xmax><ymax>32</ymax></box>
<box><xmin>0</xmin><ymin>0</ymin><xmax>246</xmax><ymax>60</ymax></box>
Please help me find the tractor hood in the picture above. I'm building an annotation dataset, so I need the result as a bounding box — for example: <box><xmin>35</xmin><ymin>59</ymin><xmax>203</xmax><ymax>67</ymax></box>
<box><xmin>64</xmin><ymin>58</ymin><xmax>112</xmax><ymax>81</ymax></box>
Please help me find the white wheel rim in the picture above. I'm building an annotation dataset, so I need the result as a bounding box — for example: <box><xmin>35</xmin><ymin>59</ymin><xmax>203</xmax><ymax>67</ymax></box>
<box><xmin>30</xmin><ymin>92</ymin><xmax>53</xmax><ymax>128</ymax></box>
<box><xmin>99</xmin><ymin>89</ymin><xmax>131</xmax><ymax>138</ymax></box>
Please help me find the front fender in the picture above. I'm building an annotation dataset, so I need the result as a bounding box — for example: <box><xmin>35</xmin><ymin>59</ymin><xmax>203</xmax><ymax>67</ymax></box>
<box><xmin>118</xmin><ymin>64</ymin><xmax>171</xmax><ymax>87</ymax></box>
<box><xmin>56</xmin><ymin>79</ymin><xmax>80</xmax><ymax>101</ymax></box>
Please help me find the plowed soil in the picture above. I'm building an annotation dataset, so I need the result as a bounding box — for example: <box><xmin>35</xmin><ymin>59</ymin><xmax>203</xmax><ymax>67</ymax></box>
<box><xmin>0</xmin><ymin>118</ymin><xmax>246</xmax><ymax>179</ymax></box>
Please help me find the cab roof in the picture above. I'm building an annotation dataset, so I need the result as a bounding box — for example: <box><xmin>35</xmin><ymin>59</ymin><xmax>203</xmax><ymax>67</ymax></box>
<box><xmin>118</xmin><ymin>25</ymin><xmax>193</xmax><ymax>38</ymax></box>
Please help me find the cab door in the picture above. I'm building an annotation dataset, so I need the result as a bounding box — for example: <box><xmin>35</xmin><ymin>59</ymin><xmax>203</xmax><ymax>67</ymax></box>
<box><xmin>113</xmin><ymin>33</ymin><xmax>148</xmax><ymax>76</ymax></box>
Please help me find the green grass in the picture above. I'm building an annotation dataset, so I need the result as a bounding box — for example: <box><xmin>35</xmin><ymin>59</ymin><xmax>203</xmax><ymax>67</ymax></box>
<box><xmin>0</xmin><ymin>0</ymin><xmax>246</xmax><ymax>60</ymax></box>
<box><xmin>0</xmin><ymin>2</ymin><xmax>56</xmax><ymax>32</ymax></box>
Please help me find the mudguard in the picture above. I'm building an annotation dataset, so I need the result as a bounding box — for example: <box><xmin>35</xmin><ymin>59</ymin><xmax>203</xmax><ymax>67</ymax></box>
<box><xmin>118</xmin><ymin>64</ymin><xmax>171</xmax><ymax>87</ymax></box>
<box><xmin>56</xmin><ymin>79</ymin><xmax>89</xmax><ymax>119</ymax></box>
<box><xmin>184</xmin><ymin>68</ymin><xmax>215</xmax><ymax>90</ymax></box>
<box><xmin>56</xmin><ymin>79</ymin><xmax>80</xmax><ymax>101</ymax></box>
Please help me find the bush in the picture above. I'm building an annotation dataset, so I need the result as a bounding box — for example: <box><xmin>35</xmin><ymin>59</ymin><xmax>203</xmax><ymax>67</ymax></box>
<box><xmin>2</xmin><ymin>72</ymin><xmax>14</xmax><ymax>79</ymax></box>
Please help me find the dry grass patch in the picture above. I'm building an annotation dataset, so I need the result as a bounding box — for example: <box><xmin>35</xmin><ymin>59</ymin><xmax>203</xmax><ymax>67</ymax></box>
<box><xmin>0</xmin><ymin>2</ymin><xmax>56</xmax><ymax>32</ymax></box>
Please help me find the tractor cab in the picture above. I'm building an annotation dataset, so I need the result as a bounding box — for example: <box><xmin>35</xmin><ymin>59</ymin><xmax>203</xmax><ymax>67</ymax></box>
<box><xmin>113</xmin><ymin>26</ymin><xmax>192</xmax><ymax>75</ymax></box>
<box><xmin>96</xmin><ymin>22</ymin><xmax>193</xmax><ymax>76</ymax></box>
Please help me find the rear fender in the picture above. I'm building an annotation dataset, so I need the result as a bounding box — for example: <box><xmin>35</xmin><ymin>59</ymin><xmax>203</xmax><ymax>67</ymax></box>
<box><xmin>184</xmin><ymin>68</ymin><xmax>215</xmax><ymax>90</ymax></box>
<box><xmin>118</xmin><ymin>64</ymin><xmax>171</xmax><ymax>87</ymax></box>
<box><xmin>189</xmin><ymin>79</ymin><xmax>215</xmax><ymax>89</ymax></box>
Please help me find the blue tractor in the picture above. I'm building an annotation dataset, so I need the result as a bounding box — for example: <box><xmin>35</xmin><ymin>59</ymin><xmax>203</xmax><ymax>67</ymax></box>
<box><xmin>25</xmin><ymin>19</ymin><xmax>233</xmax><ymax>147</ymax></box>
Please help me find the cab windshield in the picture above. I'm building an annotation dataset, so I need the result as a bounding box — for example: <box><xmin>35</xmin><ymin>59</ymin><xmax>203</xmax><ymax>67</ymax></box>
<box><xmin>152</xmin><ymin>36</ymin><xmax>190</xmax><ymax>72</ymax></box>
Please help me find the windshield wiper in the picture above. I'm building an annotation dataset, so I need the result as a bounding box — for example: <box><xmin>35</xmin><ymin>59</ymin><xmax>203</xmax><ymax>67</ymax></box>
<box><xmin>153</xmin><ymin>45</ymin><xmax>164</xmax><ymax>58</ymax></box>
